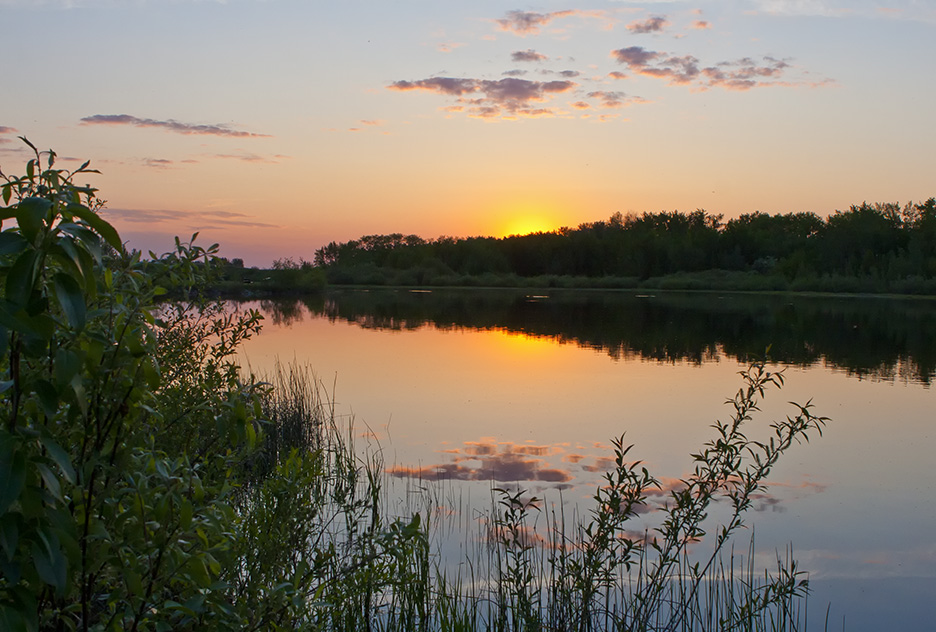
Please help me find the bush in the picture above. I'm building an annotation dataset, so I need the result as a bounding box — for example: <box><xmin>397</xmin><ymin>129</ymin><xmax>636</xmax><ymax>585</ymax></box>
<box><xmin>0</xmin><ymin>141</ymin><xmax>421</xmax><ymax>630</ymax></box>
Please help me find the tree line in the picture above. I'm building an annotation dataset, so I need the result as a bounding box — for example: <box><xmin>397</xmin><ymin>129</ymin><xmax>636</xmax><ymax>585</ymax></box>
<box><xmin>312</xmin><ymin>200</ymin><xmax>936</xmax><ymax>291</ymax></box>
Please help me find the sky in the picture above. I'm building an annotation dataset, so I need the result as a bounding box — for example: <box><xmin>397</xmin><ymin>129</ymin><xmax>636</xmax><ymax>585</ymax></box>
<box><xmin>1</xmin><ymin>0</ymin><xmax>935</xmax><ymax>266</ymax></box>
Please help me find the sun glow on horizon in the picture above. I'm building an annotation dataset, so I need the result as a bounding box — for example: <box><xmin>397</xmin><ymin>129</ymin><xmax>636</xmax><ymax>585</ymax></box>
<box><xmin>492</xmin><ymin>199</ymin><xmax>564</xmax><ymax>238</ymax></box>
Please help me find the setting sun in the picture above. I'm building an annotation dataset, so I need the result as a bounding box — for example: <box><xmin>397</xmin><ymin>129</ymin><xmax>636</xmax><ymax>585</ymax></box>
<box><xmin>493</xmin><ymin>199</ymin><xmax>563</xmax><ymax>238</ymax></box>
<box><xmin>499</xmin><ymin>217</ymin><xmax>558</xmax><ymax>237</ymax></box>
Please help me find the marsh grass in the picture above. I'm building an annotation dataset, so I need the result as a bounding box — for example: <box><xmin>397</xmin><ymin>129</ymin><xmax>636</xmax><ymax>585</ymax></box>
<box><xmin>251</xmin><ymin>360</ymin><xmax>826</xmax><ymax>631</ymax></box>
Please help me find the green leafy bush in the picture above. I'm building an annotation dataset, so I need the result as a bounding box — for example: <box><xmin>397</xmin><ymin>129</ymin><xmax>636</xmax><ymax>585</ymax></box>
<box><xmin>0</xmin><ymin>140</ymin><xmax>421</xmax><ymax>630</ymax></box>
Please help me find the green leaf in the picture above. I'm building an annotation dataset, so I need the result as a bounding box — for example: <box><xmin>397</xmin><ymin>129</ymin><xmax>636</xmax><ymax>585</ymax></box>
<box><xmin>0</xmin><ymin>605</ymin><xmax>30</xmax><ymax>632</ymax></box>
<box><xmin>187</xmin><ymin>556</ymin><xmax>211</xmax><ymax>588</ymax></box>
<box><xmin>32</xmin><ymin>380</ymin><xmax>59</xmax><ymax>419</ymax></box>
<box><xmin>39</xmin><ymin>435</ymin><xmax>76</xmax><ymax>485</ymax></box>
<box><xmin>0</xmin><ymin>300</ymin><xmax>43</xmax><ymax>338</ymax></box>
<box><xmin>180</xmin><ymin>499</ymin><xmax>193</xmax><ymax>530</ymax></box>
<box><xmin>52</xmin><ymin>273</ymin><xmax>86</xmax><ymax>330</ymax></box>
<box><xmin>125</xmin><ymin>568</ymin><xmax>144</xmax><ymax>596</ymax></box>
<box><xmin>5</xmin><ymin>250</ymin><xmax>39</xmax><ymax>308</ymax></box>
<box><xmin>0</xmin><ymin>435</ymin><xmax>26</xmax><ymax>514</ymax></box>
<box><xmin>0</xmin><ymin>232</ymin><xmax>28</xmax><ymax>256</ymax></box>
<box><xmin>1</xmin><ymin>184</ymin><xmax>11</xmax><ymax>206</ymax></box>
<box><xmin>67</xmin><ymin>203</ymin><xmax>122</xmax><ymax>252</ymax></box>
<box><xmin>35</xmin><ymin>463</ymin><xmax>62</xmax><ymax>502</ymax></box>
<box><xmin>31</xmin><ymin>528</ymin><xmax>66</xmax><ymax>593</ymax></box>
<box><xmin>53</xmin><ymin>349</ymin><xmax>81</xmax><ymax>390</ymax></box>
<box><xmin>14</xmin><ymin>197</ymin><xmax>49</xmax><ymax>244</ymax></box>
<box><xmin>0</xmin><ymin>513</ymin><xmax>19</xmax><ymax>559</ymax></box>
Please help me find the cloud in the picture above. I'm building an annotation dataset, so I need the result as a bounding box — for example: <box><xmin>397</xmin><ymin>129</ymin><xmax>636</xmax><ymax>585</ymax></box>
<box><xmin>495</xmin><ymin>9</ymin><xmax>578</xmax><ymax>35</ymax></box>
<box><xmin>437</xmin><ymin>42</ymin><xmax>465</xmax><ymax>53</ymax></box>
<box><xmin>691</xmin><ymin>20</ymin><xmax>712</xmax><ymax>29</ymax></box>
<box><xmin>626</xmin><ymin>16</ymin><xmax>670</xmax><ymax>34</ymax></box>
<box><xmin>608</xmin><ymin>71</ymin><xmax>628</xmax><ymax>80</ymax></box>
<box><xmin>611</xmin><ymin>46</ymin><xmax>802</xmax><ymax>90</ymax></box>
<box><xmin>0</xmin><ymin>127</ymin><xmax>19</xmax><ymax>145</ymax></box>
<box><xmin>503</xmin><ymin>69</ymin><xmax>528</xmax><ymax>77</ymax></box>
<box><xmin>511</xmin><ymin>49</ymin><xmax>548</xmax><ymax>63</ymax></box>
<box><xmin>388</xmin><ymin>76</ymin><xmax>577</xmax><ymax>119</ymax></box>
<box><xmin>210</xmin><ymin>153</ymin><xmax>289</xmax><ymax>163</ymax></box>
<box><xmin>752</xmin><ymin>0</ymin><xmax>851</xmax><ymax>17</ymax></box>
<box><xmin>103</xmin><ymin>207</ymin><xmax>279</xmax><ymax>230</ymax></box>
<box><xmin>80</xmin><ymin>114</ymin><xmax>271</xmax><ymax>138</ymax></box>
<box><xmin>494</xmin><ymin>9</ymin><xmax>618</xmax><ymax>35</ymax></box>
<box><xmin>587</xmin><ymin>90</ymin><xmax>647</xmax><ymax>108</ymax></box>
<box><xmin>142</xmin><ymin>158</ymin><xmax>174</xmax><ymax>169</ymax></box>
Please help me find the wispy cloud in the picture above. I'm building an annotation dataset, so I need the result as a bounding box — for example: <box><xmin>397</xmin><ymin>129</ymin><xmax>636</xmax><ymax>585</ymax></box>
<box><xmin>210</xmin><ymin>153</ymin><xmax>289</xmax><ymax>163</ymax></box>
<box><xmin>587</xmin><ymin>90</ymin><xmax>647</xmax><ymax>108</ymax></box>
<box><xmin>388</xmin><ymin>76</ymin><xmax>577</xmax><ymax>119</ymax></box>
<box><xmin>494</xmin><ymin>9</ymin><xmax>617</xmax><ymax>36</ymax></box>
<box><xmin>495</xmin><ymin>9</ymin><xmax>578</xmax><ymax>35</ymax></box>
<box><xmin>142</xmin><ymin>158</ymin><xmax>174</xmax><ymax>169</ymax></box>
<box><xmin>691</xmin><ymin>20</ymin><xmax>712</xmax><ymax>29</ymax></box>
<box><xmin>753</xmin><ymin>0</ymin><xmax>851</xmax><ymax>17</ymax></box>
<box><xmin>436</xmin><ymin>42</ymin><xmax>465</xmax><ymax>53</ymax></box>
<box><xmin>611</xmin><ymin>46</ymin><xmax>806</xmax><ymax>90</ymax></box>
<box><xmin>627</xmin><ymin>16</ymin><xmax>670</xmax><ymax>34</ymax></box>
<box><xmin>80</xmin><ymin>114</ymin><xmax>271</xmax><ymax>138</ymax></box>
<box><xmin>103</xmin><ymin>207</ymin><xmax>279</xmax><ymax>230</ymax></box>
<box><xmin>511</xmin><ymin>49</ymin><xmax>548</xmax><ymax>62</ymax></box>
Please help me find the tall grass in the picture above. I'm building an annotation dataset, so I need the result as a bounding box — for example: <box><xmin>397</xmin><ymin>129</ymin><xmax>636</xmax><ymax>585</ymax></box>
<box><xmin>247</xmin><ymin>360</ymin><xmax>826</xmax><ymax>631</ymax></box>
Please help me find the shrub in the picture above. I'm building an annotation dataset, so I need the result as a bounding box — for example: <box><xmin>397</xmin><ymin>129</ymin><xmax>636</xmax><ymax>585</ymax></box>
<box><xmin>0</xmin><ymin>140</ymin><xmax>421</xmax><ymax>630</ymax></box>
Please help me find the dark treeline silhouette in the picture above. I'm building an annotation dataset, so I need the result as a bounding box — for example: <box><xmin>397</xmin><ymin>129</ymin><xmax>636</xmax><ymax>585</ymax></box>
<box><xmin>313</xmin><ymin>200</ymin><xmax>936</xmax><ymax>293</ymax></box>
<box><xmin>259</xmin><ymin>289</ymin><xmax>936</xmax><ymax>385</ymax></box>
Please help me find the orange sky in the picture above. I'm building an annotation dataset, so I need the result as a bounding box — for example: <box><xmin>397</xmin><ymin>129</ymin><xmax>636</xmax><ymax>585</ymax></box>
<box><xmin>2</xmin><ymin>1</ymin><xmax>935</xmax><ymax>265</ymax></box>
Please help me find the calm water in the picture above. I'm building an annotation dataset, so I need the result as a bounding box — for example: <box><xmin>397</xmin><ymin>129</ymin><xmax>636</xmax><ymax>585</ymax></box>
<box><xmin>237</xmin><ymin>289</ymin><xmax>936</xmax><ymax>631</ymax></box>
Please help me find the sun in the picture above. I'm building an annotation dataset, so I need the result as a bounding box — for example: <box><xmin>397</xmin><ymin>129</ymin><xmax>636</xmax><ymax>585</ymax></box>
<box><xmin>493</xmin><ymin>200</ymin><xmax>562</xmax><ymax>237</ymax></box>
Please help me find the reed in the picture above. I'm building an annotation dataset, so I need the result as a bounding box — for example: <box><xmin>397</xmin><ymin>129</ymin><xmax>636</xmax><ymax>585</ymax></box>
<box><xmin>247</xmin><ymin>359</ymin><xmax>827</xmax><ymax>631</ymax></box>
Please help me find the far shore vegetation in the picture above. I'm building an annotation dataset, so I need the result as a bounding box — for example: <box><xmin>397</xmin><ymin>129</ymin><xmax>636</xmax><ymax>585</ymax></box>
<box><xmin>216</xmin><ymin>199</ymin><xmax>936</xmax><ymax>297</ymax></box>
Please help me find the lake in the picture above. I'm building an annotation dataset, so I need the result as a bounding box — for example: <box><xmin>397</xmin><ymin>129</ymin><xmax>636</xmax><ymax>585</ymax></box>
<box><xmin>236</xmin><ymin>288</ymin><xmax>936</xmax><ymax>631</ymax></box>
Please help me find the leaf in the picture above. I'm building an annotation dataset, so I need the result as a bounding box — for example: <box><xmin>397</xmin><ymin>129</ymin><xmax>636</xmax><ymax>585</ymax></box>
<box><xmin>32</xmin><ymin>380</ymin><xmax>59</xmax><ymax>419</ymax></box>
<box><xmin>0</xmin><ymin>300</ymin><xmax>42</xmax><ymax>338</ymax></box>
<box><xmin>31</xmin><ymin>528</ymin><xmax>66</xmax><ymax>593</ymax></box>
<box><xmin>4</xmin><ymin>250</ymin><xmax>39</xmax><ymax>309</ymax></box>
<box><xmin>52</xmin><ymin>273</ymin><xmax>86</xmax><ymax>330</ymax></box>
<box><xmin>180</xmin><ymin>499</ymin><xmax>193</xmax><ymax>530</ymax></box>
<box><xmin>187</xmin><ymin>556</ymin><xmax>211</xmax><ymax>588</ymax></box>
<box><xmin>66</xmin><ymin>204</ymin><xmax>122</xmax><ymax>252</ymax></box>
<box><xmin>39</xmin><ymin>435</ymin><xmax>76</xmax><ymax>485</ymax></box>
<box><xmin>0</xmin><ymin>513</ymin><xmax>19</xmax><ymax>559</ymax></box>
<box><xmin>53</xmin><ymin>349</ymin><xmax>81</xmax><ymax>390</ymax></box>
<box><xmin>14</xmin><ymin>197</ymin><xmax>49</xmax><ymax>244</ymax></box>
<box><xmin>0</xmin><ymin>232</ymin><xmax>28</xmax><ymax>256</ymax></box>
<box><xmin>35</xmin><ymin>464</ymin><xmax>62</xmax><ymax>502</ymax></box>
<box><xmin>0</xmin><ymin>435</ymin><xmax>26</xmax><ymax>514</ymax></box>
<box><xmin>0</xmin><ymin>605</ymin><xmax>30</xmax><ymax>632</ymax></box>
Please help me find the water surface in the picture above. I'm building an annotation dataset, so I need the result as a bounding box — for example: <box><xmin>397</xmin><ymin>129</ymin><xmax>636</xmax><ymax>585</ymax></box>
<box><xmin>238</xmin><ymin>289</ymin><xmax>936</xmax><ymax>630</ymax></box>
